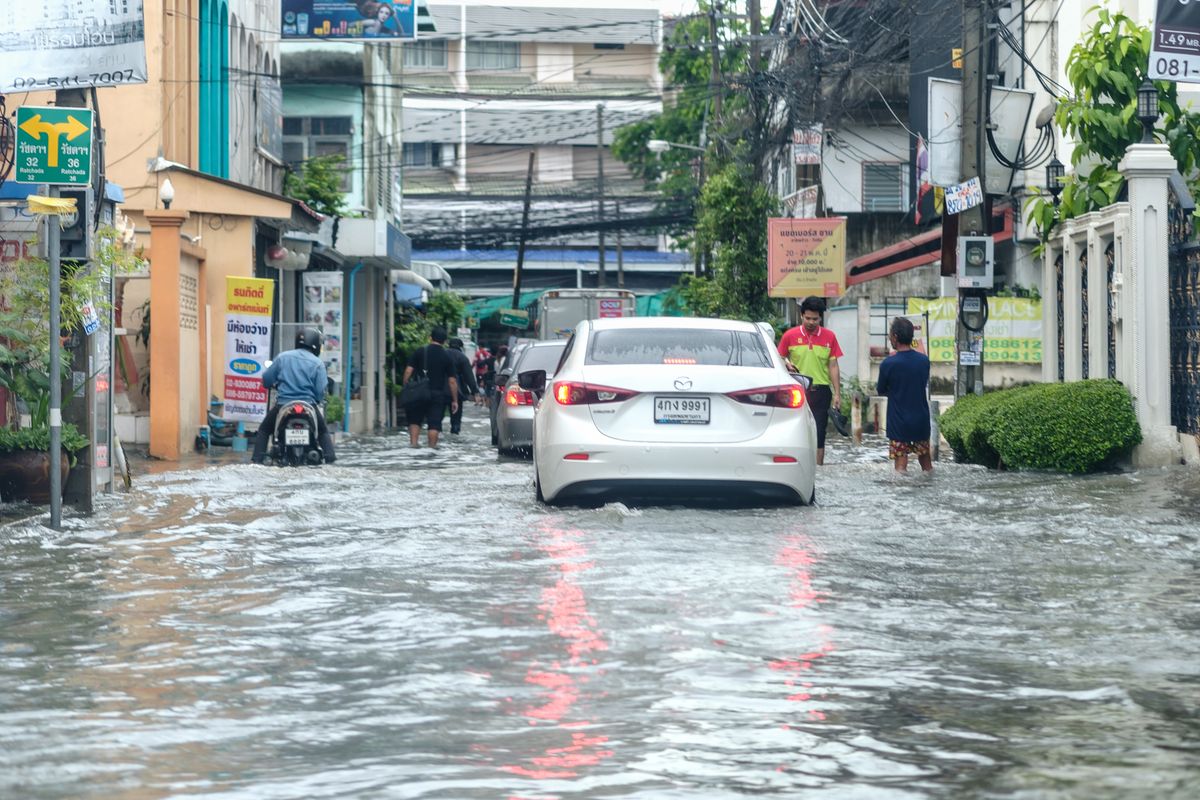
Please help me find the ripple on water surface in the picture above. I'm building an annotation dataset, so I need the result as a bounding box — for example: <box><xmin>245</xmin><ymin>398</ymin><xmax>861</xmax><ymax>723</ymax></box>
<box><xmin>2</xmin><ymin>418</ymin><xmax>1199</xmax><ymax>799</ymax></box>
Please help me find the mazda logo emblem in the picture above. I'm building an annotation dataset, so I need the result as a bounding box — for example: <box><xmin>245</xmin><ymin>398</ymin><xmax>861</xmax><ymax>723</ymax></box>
<box><xmin>674</xmin><ymin>377</ymin><xmax>692</xmax><ymax>391</ymax></box>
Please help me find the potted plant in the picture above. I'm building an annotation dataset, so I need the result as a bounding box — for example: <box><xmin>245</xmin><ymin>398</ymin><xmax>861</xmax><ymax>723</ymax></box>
<box><xmin>0</xmin><ymin>225</ymin><xmax>137</xmax><ymax>504</ymax></box>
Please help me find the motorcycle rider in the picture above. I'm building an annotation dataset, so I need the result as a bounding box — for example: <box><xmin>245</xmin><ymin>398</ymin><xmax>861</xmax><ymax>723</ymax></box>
<box><xmin>251</xmin><ymin>327</ymin><xmax>337</xmax><ymax>464</ymax></box>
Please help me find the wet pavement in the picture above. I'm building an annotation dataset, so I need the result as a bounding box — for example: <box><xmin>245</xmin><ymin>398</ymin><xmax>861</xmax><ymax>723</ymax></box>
<box><xmin>2</xmin><ymin>406</ymin><xmax>1199</xmax><ymax>799</ymax></box>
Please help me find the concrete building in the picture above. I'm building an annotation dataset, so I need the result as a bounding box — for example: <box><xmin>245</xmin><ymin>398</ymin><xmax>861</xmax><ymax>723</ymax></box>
<box><xmin>399</xmin><ymin>2</ymin><xmax>690</xmax><ymax>318</ymax></box>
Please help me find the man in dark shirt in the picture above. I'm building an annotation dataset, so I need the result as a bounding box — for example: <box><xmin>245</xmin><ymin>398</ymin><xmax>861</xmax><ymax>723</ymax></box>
<box><xmin>875</xmin><ymin>317</ymin><xmax>933</xmax><ymax>473</ymax></box>
<box><xmin>401</xmin><ymin>325</ymin><xmax>459</xmax><ymax>448</ymax></box>
<box><xmin>446</xmin><ymin>337</ymin><xmax>481</xmax><ymax>435</ymax></box>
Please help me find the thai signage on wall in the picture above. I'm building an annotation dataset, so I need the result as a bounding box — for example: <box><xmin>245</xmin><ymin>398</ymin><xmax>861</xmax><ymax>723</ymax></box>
<box><xmin>766</xmin><ymin>217</ymin><xmax>847</xmax><ymax>298</ymax></box>
<box><xmin>0</xmin><ymin>0</ymin><xmax>147</xmax><ymax>93</ymax></box>
<box><xmin>223</xmin><ymin>277</ymin><xmax>275</xmax><ymax>422</ymax></box>
<box><xmin>907</xmin><ymin>297</ymin><xmax>1043</xmax><ymax>364</ymax></box>
<box><xmin>302</xmin><ymin>271</ymin><xmax>345</xmax><ymax>383</ymax></box>
<box><xmin>281</xmin><ymin>0</ymin><xmax>418</xmax><ymax>41</ymax></box>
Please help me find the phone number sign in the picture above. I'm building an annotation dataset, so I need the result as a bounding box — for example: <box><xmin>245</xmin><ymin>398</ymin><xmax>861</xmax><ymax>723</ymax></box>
<box><xmin>15</xmin><ymin>107</ymin><xmax>93</xmax><ymax>185</ymax></box>
<box><xmin>1149</xmin><ymin>0</ymin><xmax>1200</xmax><ymax>83</ymax></box>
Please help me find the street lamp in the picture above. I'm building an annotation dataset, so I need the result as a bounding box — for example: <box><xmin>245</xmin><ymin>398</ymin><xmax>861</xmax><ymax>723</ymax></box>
<box><xmin>1045</xmin><ymin>157</ymin><xmax>1065</xmax><ymax>203</ymax></box>
<box><xmin>1137</xmin><ymin>78</ymin><xmax>1159</xmax><ymax>143</ymax></box>
<box><xmin>159</xmin><ymin>177</ymin><xmax>175</xmax><ymax>210</ymax></box>
<box><xmin>647</xmin><ymin>138</ymin><xmax>706</xmax><ymax>153</ymax></box>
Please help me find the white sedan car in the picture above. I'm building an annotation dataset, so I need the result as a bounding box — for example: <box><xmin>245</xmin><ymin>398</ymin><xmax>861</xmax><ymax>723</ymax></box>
<box><xmin>520</xmin><ymin>317</ymin><xmax>817</xmax><ymax>506</ymax></box>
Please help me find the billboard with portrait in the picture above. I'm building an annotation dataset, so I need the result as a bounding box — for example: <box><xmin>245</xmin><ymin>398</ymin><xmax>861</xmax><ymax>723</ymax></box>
<box><xmin>282</xmin><ymin>0</ymin><xmax>417</xmax><ymax>41</ymax></box>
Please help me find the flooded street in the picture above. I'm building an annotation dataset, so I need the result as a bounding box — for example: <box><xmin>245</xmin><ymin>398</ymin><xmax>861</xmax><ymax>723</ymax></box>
<box><xmin>2</xmin><ymin>407</ymin><xmax>1199</xmax><ymax>799</ymax></box>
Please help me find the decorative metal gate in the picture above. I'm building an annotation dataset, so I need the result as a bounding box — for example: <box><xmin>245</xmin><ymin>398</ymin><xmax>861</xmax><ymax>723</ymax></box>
<box><xmin>1168</xmin><ymin>180</ymin><xmax>1200</xmax><ymax>436</ymax></box>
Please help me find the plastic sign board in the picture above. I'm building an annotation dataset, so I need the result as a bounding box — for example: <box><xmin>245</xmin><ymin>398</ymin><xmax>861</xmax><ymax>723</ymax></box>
<box><xmin>1149</xmin><ymin>0</ymin><xmax>1200</xmax><ymax>83</ymax></box>
<box><xmin>944</xmin><ymin>177</ymin><xmax>983</xmax><ymax>215</ymax></box>
<box><xmin>0</xmin><ymin>1</ymin><xmax>148</xmax><ymax>94</ymax></box>
<box><xmin>223</xmin><ymin>277</ymin><xmax>275</xmax><ymax>422</ymax></box>
<box><xmin>282</xmin><ymin>0</ymin><xmax>418</xmax><ymax>41</ymax></box>
<box><xmin>907</xmin><ymin>297</ymin><xmax>1043</xmax><ymax>364</ymax></box>
<box><xmin>767</xmin><ymin>217</ymin><xmax>846</xmax><ymax>298</ymax></box>
<box><xmin>15</xmin><ymin>107</ymin><xmax>92</xmax><ymax>185</ymax></box>
<box><xmin>500</xmin><ymin>309</ymin><xmax>530</xmax><ymax>327</ymax></box>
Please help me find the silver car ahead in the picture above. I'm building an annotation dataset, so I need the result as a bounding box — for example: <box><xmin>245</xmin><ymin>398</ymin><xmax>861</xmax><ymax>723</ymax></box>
<box><xmin>494</xmin><ymin>339</ymin><xmax>567</xmax><ymax>456</ymax></box>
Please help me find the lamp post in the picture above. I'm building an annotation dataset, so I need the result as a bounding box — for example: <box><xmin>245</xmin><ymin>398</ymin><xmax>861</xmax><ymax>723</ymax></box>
<box><xmin>647</xmin><ymin>138</ymin><xmax>706</xmax><ymax>153</ymax></box>
<box><xmin>1046</xmin><ymin>157</ymin><xmax>1065</xmax><ymax>204</ymax></box>
<box><xmin>159</xmin><ymin>177</ymin><xmax>175</xmax><ymax>210</ymax></box>
<box><xmin>1137</xmin><ymin>78</ymin><xmax>1159</xmax><ymax>144</ymax></box>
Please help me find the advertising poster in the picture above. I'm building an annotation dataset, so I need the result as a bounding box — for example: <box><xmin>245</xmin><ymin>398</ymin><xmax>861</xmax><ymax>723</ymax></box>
<box><xmin>281</xmin><ymin>0</ymin><xmax>418</xmax><ymax>41</ymax></box>
<box><xmin>223</xmin><ymin>277</ymin><xmax>275</xmax><ymax>422</ymax></box>
<box><xmin>907</xmin><ymin>297</ymin><xmax>1042</xmax><ymax>364</ymax></box>
<box><xmin>944</xmin><ymin>176</ymin><xmax>983</xmax><ymax>215</ymax></box>
<box><xmin>302</xmin><ymin>271</ymin><xmax>344</xmax><ymax>382</ymax></box>
<box><xmin>792</xmin><ymin>125</ymin><xmax>823</xmax><ymax>166</ymax></box>
<box><xmin>767</xmin><ymin>217</ymin><xmax>847</xmax><ymax>298</ymax></box>
<box><xmin>1150</xmin><ymin>0</ymin><xmax>1200</xmax><ymax>83</ymax></box>
<box><xmin>0</xmin><ymin>1</ymin><xmax>147</xmax><ymax>93</ymax></box>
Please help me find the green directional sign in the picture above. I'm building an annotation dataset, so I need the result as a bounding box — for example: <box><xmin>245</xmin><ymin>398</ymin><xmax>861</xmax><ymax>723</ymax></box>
<box><xmin>500</xmin><ymin>308</ymin><xmax>530</xmax><ymax>328</ymax></box>
<box><xmin>15</xmin><ymin>106</ymin><xmax>93</xmax><ymax>185</ymax></box>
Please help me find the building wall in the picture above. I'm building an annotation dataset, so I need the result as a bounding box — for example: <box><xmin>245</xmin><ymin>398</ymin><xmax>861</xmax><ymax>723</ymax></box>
<box><xmin>283</xmin><ymin>84</ymin><xmax>366</xmax><ymax>212</ymax></box>
<box><xmin>537</xmin><ymin>43</ymin><xmax>575</xmax><ymax>83</ymax></box>
<box><xmin>821</xmin><ymin>125</ymin><xmax>910</xmax><ymax>215</ymax></box>
<box><xmin>574</xmin><ymin>43</ymin><xmax>657</xmax><ymax>78</ymax></box>
<box><xmin>466</xmin><ymin>144</ymin><xmax>537</xmax><ymax>174</ymax></box>
<box><xmin>201</xmin><ymin>216</ymin><xmax>257</xmax><ymax>408</ymax></box>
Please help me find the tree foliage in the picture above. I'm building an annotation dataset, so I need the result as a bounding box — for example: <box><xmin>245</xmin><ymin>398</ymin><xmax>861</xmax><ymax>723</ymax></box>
<box><xmin>1026</xmin><ymin>9</ymin><xmax>1200</xmax><ymax>243</ymax></box>
<box><xmin>681</xmin><ymin>159</ymin><xmax>780</xmax><ymax>321</ymax></box>
<box><xmin>284</xmin><ymin>155</ymin><xmax>349</xmax><ymax>218</ymax></box>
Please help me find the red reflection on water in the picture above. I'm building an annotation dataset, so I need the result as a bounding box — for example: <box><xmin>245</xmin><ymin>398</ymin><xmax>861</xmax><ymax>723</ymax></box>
<box><xmin>498</xmin><ymin>522</ymin><xmax>612</xmax><ymax>783</ymax></box>
<box><xmin>770</xmin><ymin>535</ymin><xmax>834</xmax><ymax>724</ymax></box>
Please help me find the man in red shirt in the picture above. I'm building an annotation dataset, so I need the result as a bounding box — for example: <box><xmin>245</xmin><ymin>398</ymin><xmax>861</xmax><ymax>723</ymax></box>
<box><xmin>777</xmin><ymin>296</ymin><xmax>843</xmax><ymax>465</ymax></box>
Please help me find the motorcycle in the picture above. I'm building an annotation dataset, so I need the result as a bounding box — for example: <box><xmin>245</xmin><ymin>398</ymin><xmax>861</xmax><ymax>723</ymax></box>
<box><xmin>270</xmin><ymin>399</ymin><xmax>327</xmax><ymax>466</ymax></box>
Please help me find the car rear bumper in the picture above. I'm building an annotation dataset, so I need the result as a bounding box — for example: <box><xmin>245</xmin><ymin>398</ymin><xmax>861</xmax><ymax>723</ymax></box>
<box><xmin>537</xmin><ymin>427</ymin><xmax>816</xmax><ymax>506</ymax></box>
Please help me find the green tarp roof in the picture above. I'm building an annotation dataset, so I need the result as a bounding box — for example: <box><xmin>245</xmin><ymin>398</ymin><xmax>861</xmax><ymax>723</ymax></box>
<box><xmin>466</xmin><ymin>290</ymin><xmax>683</xmax><ymax>323</ymax></box>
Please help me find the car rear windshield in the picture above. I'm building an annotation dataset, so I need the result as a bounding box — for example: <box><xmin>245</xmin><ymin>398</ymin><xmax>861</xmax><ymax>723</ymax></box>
<box><xmin>586</xmin><ymin>328</ymin><xmax>774</xmax><ymax>367</ymax></box>
<box><xmin>516</xmin><ymin>343</ymin><xmax>568</xmax><ymax>374</ymax></box>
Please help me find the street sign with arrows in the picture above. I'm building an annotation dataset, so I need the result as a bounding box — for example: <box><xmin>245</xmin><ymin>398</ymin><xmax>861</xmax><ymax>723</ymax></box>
<box><xmin>15</xmin><ymin>106</ymin><xmax>93</xmax><ymax>185</ymax></box>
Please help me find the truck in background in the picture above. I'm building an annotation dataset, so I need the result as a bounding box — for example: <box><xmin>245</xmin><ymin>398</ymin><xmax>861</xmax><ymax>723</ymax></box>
<box><xmin>535</xmin><ymin>289</ymin><xmax>637</xmax><ymax>340</ymax></box>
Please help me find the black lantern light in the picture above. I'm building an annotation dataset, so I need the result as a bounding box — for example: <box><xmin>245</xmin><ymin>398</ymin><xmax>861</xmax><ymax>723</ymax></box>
<box><xmin>1046</xmin><ymin>157</ymin><xmax>1065</xmax><ymax>202</ymax></box>
<box><xmin>1137</xmin><ymin>78</ymin><xmax>1159</xmax><ymax>143</ymax></box>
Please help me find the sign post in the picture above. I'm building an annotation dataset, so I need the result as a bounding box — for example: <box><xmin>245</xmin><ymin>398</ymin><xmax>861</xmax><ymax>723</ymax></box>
<box><xmin>15</xmin><ymin>107</ymin><xmax>93</xmax><ymax>185</ymax></box>
<box><xmin>17</xmin><ymin>107</ymin><xmax>95</xmax><ymax>529</ymax></box>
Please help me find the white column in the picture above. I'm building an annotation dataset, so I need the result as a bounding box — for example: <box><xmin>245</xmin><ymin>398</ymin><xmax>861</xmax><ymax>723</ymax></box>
<box><xmin>1062</xmin><ymin>232</ymin><xmax>1083</xmax><ymax>381</ymax></box>
<box><xmin>1042</xmin><ymin>242</ymin><xmax>1059</xmax><ymax>383</ymax></box>
<box><xmin>1118</xmin><ymin>142</ymin><xmax>1180</xmax><ymax>466</ymax></box>
<box><xmin>1087</xmin><ymin>226</ymin><xmax>1108</xmax><ymax>379</ymax></box>
<box><xmin>856</xmin><ymin>297</ymin><xmax>870</xmax><ymax>384</ymax></box>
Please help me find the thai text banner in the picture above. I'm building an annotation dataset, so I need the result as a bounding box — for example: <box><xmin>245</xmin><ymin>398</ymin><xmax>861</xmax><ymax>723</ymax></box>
<box><xmin>223</xmin><ymin>277</ymin><xmax>275</xmax><ymax>422</ymax></box>
<box><xmin>0</xmin><ymin>1</ymin><xmax>147</xmax><ymax>93</ymax></box>
<box><xmin>767</xmin><ymin>217</ymin><xmax>847</xmax><ymax>298</ymax></box>
<box><xmin>907</xmin><ymin>297</ymin><xmax>1042</xmax><ymax>364</ymax></box>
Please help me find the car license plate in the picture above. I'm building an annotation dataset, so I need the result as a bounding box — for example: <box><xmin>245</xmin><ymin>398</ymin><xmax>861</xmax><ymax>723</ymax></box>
<box><xmin>654</xmin><ymin>396</ymin><xmax>709</xmax><ymax>424</ymax></box>
<box><xmin>284</xmin><ymin>428</ymin><xmax>309</xmax><ymax>446</ymax></box>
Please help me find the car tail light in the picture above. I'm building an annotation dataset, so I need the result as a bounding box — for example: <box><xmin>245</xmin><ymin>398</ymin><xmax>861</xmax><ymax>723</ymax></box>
<box><xmin>727</xmin><ymin>385</ymin><xmax>806</xmax><ymax>409</ymax></box>
<box><xmin>505</xmin><ymin>387</ymin><xmax>535</xmax><ymax>406</ymax></box>
<box><xmin>292</xmin><ymin>404</ymin><xmax>304</xmax><ymax>414</ymax></box>
<box><xmin>563</xmin><ymin>452</ymin><xmax>590</xmax><ymax>461</ymax></box>
<box><xmin>552</xmin><ymin>381</ymin><xmax>638</xmax><ymax>405</ymax></box>
<box><xmin>773</xmin><ymin>455</ymin><xmax>798</xmax><ymax>463</ymax></box>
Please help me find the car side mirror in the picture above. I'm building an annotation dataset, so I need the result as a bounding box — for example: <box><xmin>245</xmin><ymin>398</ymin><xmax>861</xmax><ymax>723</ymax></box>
<box><xmin>518</xmin><ymin>369</ymin><xmax>546</xmax><ymax>393</ymax></box>
<box><xmin>792</xmin><ymin>373</ymin><xmax>813</xmax><ymax>391</ymax></box>
<box><xmin>327</xmin><ymin>377</ymin><xmax>336</xmax><ymax>395</ymax></box>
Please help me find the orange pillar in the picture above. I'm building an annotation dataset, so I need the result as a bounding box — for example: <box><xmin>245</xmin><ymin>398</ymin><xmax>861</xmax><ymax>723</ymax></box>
<box><xmin>147</xmin><ymin>210</ymin><xmax>188</xmax><ymax>460</ymax></box>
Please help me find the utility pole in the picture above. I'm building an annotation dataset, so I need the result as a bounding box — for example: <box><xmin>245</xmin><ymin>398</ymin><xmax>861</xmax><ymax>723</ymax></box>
<box><xmin>48</xmin><ymin>187</ymin><xmax>63</xmax><ymax>529</ymax></box>
<box><xmin>512</xmin><ymin>150</ymin><xmax>535</xmax><ymax>309</ymax></box>
<box><xmin>615</xmin><ymin>199</ymin><xmax>625</xmax><ymax>288</ymax></box>
<box><xmin>596</xmin><ymin>103</ymin><xmax>607</xmax><ymax>288</ymax></box>
<box><xmin>708</xmin><ymin>6</ymin><xmax>723</xmax><ymax>123</ymax></box>
<box><xmin>956</xmin><ymin>0</ymin><xmax>988</xmax><ymax>398</ymax></box>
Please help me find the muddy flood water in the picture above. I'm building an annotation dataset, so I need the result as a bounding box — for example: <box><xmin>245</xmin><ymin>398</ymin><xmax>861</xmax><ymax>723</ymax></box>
<box><xmin>3</xmin><ymin>408</ymin><xmax>1199</xmax><ymax>799</ymax></box>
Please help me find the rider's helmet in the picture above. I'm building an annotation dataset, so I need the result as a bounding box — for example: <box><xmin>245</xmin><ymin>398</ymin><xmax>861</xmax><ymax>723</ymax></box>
<box><xmin>296</xmin><ymin>327</ymin><xmax>322</xmax><ymax>357</ymax></box>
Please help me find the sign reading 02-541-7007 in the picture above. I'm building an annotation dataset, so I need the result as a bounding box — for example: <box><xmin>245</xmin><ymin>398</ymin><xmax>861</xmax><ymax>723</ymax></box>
<box><xmin>14</xmin><ymin>107</ymin><xmax>93</xmax><ymax>185</ymax></box>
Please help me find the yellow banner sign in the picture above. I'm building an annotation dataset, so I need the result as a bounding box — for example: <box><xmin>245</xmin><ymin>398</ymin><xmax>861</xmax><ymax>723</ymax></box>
<box><xmin>226</xmin><ymin>276</ymin><xmax>274</xmax><ymax>316</ymax></box>
<box><xmin>767</xmin><ymin>217</ymin><xmax>846</xmax><ymax>298</ymax></box>
<box><xmin>907</xmin><ymin>297</ymin><xmax>1042</xmax><ymax>363</ymax></box>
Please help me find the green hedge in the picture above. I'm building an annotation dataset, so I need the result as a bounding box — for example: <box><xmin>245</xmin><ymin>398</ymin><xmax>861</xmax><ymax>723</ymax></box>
<box><xmin>939</xmin><ymin>379</ymin><xmax>1141</xmax><ymax>473</ymax></box>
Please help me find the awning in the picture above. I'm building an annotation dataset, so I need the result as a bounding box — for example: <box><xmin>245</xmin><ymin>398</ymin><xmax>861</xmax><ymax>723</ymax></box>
<box><xmin>465</xmin><ymin>290</ymin><xmax>544</xmax><ymax>321</ymax></box>
<box><xmin>846</xmin><ymin>206</ymin><xmax>1013</xmax><ymax>286</ymax></box>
